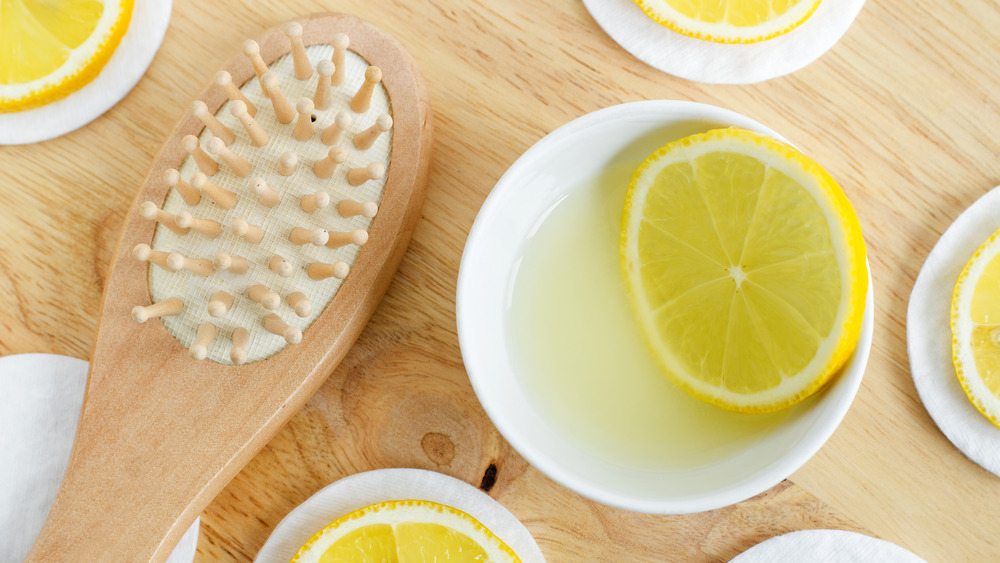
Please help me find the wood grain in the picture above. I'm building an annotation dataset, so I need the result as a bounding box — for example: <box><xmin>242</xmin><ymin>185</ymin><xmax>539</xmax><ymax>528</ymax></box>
<box><xmin>4</xmin><ymin>0</ymin><xmax>1000</xmax><ymax>560</ymax></box>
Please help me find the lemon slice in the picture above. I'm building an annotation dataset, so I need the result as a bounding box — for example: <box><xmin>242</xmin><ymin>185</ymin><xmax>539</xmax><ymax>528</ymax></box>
<box><xmin>0</xmin><ymin>0</ymin><xmax>133</xmax><ymax>112</ymax></box>
<box><xmin>951</xmin><ymin>228</ymin><xmax>1000</xmax><ymax>428</ymax></box>
<box><xmin>633</xmin><ymin>0</ymin><xmax>821</xmax><ymax>43</ymax></box>
<box><xmin>620</xmin><ymin>128</ymin><xmax>867</xmax><ymax>413</ymax></box>
<box><xmin>290</xmin><ymin>499</ymin><xmax>521</xmax><ymax>563</ymax></box>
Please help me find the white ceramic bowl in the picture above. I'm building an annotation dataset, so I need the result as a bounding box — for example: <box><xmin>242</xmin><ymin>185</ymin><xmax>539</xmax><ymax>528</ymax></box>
<box><xmin>457</xmin><ymin>100</ymin><xmax>874</xmax><ymax>514</ymax></box>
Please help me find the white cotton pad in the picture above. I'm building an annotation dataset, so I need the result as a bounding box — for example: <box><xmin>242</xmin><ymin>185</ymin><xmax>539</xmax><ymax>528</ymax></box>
<box><xmin>908</xmin><ymin>185</ymin><xmax>1000</xmax><ymax>478</ymax></box>
<box><xmin>254</xmin><ymin>468</ymin><xmax>544</xmax><ymax>562</ymax></box>
<box><xmin>582</xmin><ymin>0</ymin><xmax>866</xmax><ymax>84</ymax></box>
<box><xmin>0</xmin><ymin>0</ymin><xmax>173</xmax><ymax>145</ymax></box>
<box><xmin>730</xmin><ymin>529</ymin><xmax>924</xmax><ymax>562</ymax></box>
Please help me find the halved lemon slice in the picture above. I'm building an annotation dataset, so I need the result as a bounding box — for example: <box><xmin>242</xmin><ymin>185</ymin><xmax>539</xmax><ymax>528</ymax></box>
<box><xmin>290</xmin><ymin>499</ymin><xmax>521</xmax><ymax>562</ymax></box>
<box><xmin>952</xmin><ymin>228</ymin><xmax>1000</xmax><ymax>428</ymax></box>
<box><xmin>0</xmin><ymin>0</ymin><xmax>133</xmax><ymax>112</ymax></box>
<box><xmin>633</xmin><ymin>0</ymin><xmax>821</xmax><ymax>43</ymax></box>
<box><xmin>621</xmin><ymin>128</ymin><xmax>867</xmax><ymax>413</ymax></box>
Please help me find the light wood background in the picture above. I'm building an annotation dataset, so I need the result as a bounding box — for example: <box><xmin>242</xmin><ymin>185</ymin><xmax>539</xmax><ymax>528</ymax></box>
<box><xmin>2</xmin><ymin>0</ymin><xmax>998</xmax><ymax>560</ymax></box>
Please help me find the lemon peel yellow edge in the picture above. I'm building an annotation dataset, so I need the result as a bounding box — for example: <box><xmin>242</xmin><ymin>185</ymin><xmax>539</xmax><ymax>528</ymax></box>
<box><xmin>289</xmin><ymin>499</ymin><xmax>521</xmax><ymax>563</ymax></box>
<box><xmin>0</xmin><ymin>0</ymin><xmax>134</xmax><ymax>113</ymax></box>
<box><xmin>951</xmin><ymin>228</ymin><xmax>1000</xmax><ymax>429</ymax></box>
<box><xmin>620</xmin><ymin>127</ymin><xmax>867</xmax><ymax>414</ymax></box>
<box><xmin>632</xmin><ymin>0</ymin><xmax>822</xmax><ymax>44</ymax></box>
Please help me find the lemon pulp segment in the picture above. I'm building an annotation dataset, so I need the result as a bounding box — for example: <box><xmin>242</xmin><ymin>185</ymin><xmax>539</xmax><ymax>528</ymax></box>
<box><xmin>633</xmin><ymin>0</ymin><xmax>821</xmax><ymax>43</ymax></box>
<box><xmin>291</xmin><ymin>500</ymin><xmax>520</xmax><ymax>563</ymax></box>
<box><xmin>952</xmin><ymin>228</ymin><xmax>1000</xmax><ymax>427</ymax></box>
<box><xmin>319</xmin><ymin>524</ymin><xmax>398</xmax><ymax>563</ymax></box>
<box><xmin>621</xmin><ymin>128</ymin><xmax>867</xmax><ymax>413</ymax></box>
<box><xmin>0</xmin><ymin>0</ymin><xmax>133</xmax><ymax>112</ymax></box>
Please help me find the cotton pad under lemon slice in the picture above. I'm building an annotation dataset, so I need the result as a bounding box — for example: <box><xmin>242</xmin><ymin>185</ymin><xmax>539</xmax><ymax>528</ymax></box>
<box><xmin>951</xmin><ymin>228</ymin><xmax>1000</xmax><ymax>428</ymax></box>
<box><xmin>290</xmin><ymin>499</ymin><xmax>521</xmax><ymax>563</ymax></box>
<box><xmin>633</xmin><ymin>0</ymin><xmax>821</xmax><ymax>43</ymax></box>
<box><xmin>620</xmin><ymin>128</ymin><xmax>867</xmax><ymax>413</ymax></box>
<box><xmin>0</xmin><ymin>0</ymin><xmax>133</xmax><ymax>112</ymax></box>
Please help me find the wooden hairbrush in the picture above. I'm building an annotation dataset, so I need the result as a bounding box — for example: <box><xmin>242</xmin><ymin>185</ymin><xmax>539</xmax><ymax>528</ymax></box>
<box><xmin>27</xmin><ymin>13</ymin><xmax>432</xmax><ymax>561</ymax></box>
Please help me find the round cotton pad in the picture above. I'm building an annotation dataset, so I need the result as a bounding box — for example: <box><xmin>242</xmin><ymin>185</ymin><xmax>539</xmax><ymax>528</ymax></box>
<box><xmin>908</xmin><ymin>185</ymin><xmax>1000</xmax><ymax>478</ymax></box>
<box><xmin>0</xmin><ymin>0</ymin><xmax>173</xmax><ymax>145</ymax></box>
<box><xmin>730</xmin><ymin>529</ymin><xmax>924</xmax><ymax>562</ymax></box>
<box><xmin>582</xmin><ymin>0</ymin><xmax>866</xmax><ymax>84</ymax></box>
<box><xmin>254</xmin><ymin>468</ymin><xmax>544</xmax><ymax>562</ymax></box>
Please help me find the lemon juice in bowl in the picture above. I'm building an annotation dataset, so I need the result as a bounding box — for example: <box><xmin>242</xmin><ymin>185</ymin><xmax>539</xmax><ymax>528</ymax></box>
<box><xmin>507</xmin><ymin>161</ymin><xmax>794</xmax><ymax>472</ymax></box>
<box><xmin>506</xmin><ymin>128</ymin><xmax>866</xmax><ymax>473</ymax></box>
<box><xmin>459</xmin><ymin>101</ymin><xmax>873</xmax><ymax>511</ymax></box>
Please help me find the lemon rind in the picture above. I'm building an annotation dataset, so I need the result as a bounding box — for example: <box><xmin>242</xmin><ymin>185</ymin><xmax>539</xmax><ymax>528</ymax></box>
<box><xmin>290</xmin><ymin>499</ymin><xmax>521</xmax><ymax>563</ymax></box>
<box><xmin>0</xmin><ymin>0</ymin><xmax>134</xmax><ymax>113</ymax></box>
<box><xmin>632</xmin><ymin>0</ymin><xmax>822</xmax><ymax>44</ymax></box>
<box><xmin>621</xmin><ymin>128</ymin><xmax>867</xmax><ymax>413</ymax></box>
<box><xmin>951</xmin><ymin>228</ymin><xmax>1000</xmax><ymax>429</ymax></box>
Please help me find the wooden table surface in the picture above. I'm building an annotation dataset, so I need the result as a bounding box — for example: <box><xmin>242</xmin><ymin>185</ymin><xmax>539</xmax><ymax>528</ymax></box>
<box><xmin>2</xmin><ymin>0</ymin><xmax>999</xmax><ymax>560</ymax></box>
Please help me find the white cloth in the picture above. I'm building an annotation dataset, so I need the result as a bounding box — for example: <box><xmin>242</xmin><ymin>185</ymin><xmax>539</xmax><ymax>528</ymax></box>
<box><xmin>730</xmin><ymin>530</ymin><xmax>925</xmax><ymax>562</ymax></box>
<box><xmin>908</xmin><ymin>185</ymin><xmax>1000</xmax><ymax>477</ymax></box>
<box><xmin>0</xmin><ymin>0</ymin><xmax>173</xmax><ymax>145</ymax></box>
<box><xmin>0</xmin><ymin>353</ymin><xmax>198</xmax><ymax>562</ymax></box>
<box><xmin>582</xmin><ymin>0</ymin><xmax>866</xmax><ymax>84</ymax></box>
<box><xmin>254</xmin><ymin>468</ymin><xmax>544</xmax><ymax>562</ymax></box>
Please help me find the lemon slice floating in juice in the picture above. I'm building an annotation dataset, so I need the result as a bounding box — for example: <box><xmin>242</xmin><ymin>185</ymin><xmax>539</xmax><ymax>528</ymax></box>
<box><xmin>291</xmin><ymin>499</ymin><xmax>521</xmax><ymax>563</ymax></box>
<box><xmin>0</xmin><ymin>0</ymin><xmax>133</xmax><ymax>112</ymax></box>
<box><xmin>633</xmin><ymin>0</ymin><xmax>821</xmax><ymax>43</ymax></box>
<box><xmin>951</xmin><ymin>228</ymin><xmax>1000</xmax><ymax>428</ymax></box>
<box><xmin>620</xmin><ymin>128</ymin><xmax>867</xmax><ymax>413</ymax></box>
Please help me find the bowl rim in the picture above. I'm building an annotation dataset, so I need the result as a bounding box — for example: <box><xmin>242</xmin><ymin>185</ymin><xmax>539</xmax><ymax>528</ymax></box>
<box><xmin>457</xmin><ymin>99</ymin><xmax>874</xmax><ymax>514</ymax></box>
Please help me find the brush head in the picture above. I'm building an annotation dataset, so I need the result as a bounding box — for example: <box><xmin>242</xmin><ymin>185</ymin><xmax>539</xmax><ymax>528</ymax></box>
<box><xmin>135</xmin><ymin>26</ymin><xmax>412</xmax><ymax>365</ymax></box>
